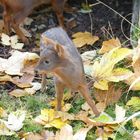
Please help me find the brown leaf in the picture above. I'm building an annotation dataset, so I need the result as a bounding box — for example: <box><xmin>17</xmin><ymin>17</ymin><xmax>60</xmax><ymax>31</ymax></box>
<box><xmin>12</xmin><ymin>74</ymin><xmax>34</xmax><ymax>88</ymax></box>
<box><xmin>9</xmin><ymin>89</ymin><xmax>28</xmax><ymax>97</ymax></box>
<box><xmin>99</xmin><ymin>38</ymin><xmax>121</xmax><ymax>54</ymax></box>
<box><xmin>94</xmin><ymin>84</ymin><xmax>122</xmax><ymax>106</ymax></box>
<box><xmin>96</xmin><ymin>102</ymin><xmax>106</xmax><ymax>113</ymax></box>
<box><xmin>133</xmin><ymin>130</ymin><xmax>140</xmax><ymax>140</ymax></box>
<box><xmin>72</xmin><ymin>32</ymin><xmax>99</xmax><ymax>48</ymax></box>
<box><xmin>24</xmin><ymin>133</ymin><xmax>44</xmax><ymax>140</ymax></box>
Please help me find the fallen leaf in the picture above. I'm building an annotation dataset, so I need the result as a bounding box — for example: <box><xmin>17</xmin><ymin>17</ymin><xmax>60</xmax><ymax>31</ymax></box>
<box><xmin>35</xmin><ymin>109</ymin><xmax>68</xmax><ymax>129</ymax></box>
<box><xmin>99</xmin><ymin>38</ymin><xmax>121</xmax><ymax>54</ymax></box>
<box><xmin>126</xmin><ymin>97</ymin><xmax>140</xmax><ymax>111</ymax></box>
<box><xmin>55</xmin><ymin>124</ymin><xmax>92</xmax><ymax>140</ymax></box>
<box><xmin>0</xmin><ymin>121</ymin><xmax>14</xmax><ymax>136</ymax></box>
<box><xmin>22</xmin><ymin>17</ymin><xmax>33</xmax><ymax>26</ymax></box>
<box><xmin>0</xmin><ymin>50</ymin><xmax>39</xmax><ymax>76</ymax></box>
<box><xmin>1</xmin><ymin>34</ymin><xmax>24</xmax><ymax>49</ymax></box>
<box><xmin>96</xmin><ymin>102</ymin><xmax>106</xmax><ymax>113</ymax></box>
<box><xmin>4</xmin><ymin>111</ymin><xmax>25</xmax><ymax>131</ymax></box>
<box><xmin>73</xmin><ymin>125</ymin><xmax>93</xmax><ymax>140</ymax></box>
<box><xmin>91</xmin><ymin>47</ymin><xmax>132</xmax><ymax>90</ymax></box>
<box><xmin>0</xmin><ymin>107</ymin><xmax>7</xmax><ymax>118</ymax></box>
<box><xmin>94</xmin><ymin>84</ymin><xmax>122</xmax><ymax>106</ymax></box>
<box><xmin>115</xmin><ymin>105</ymin><xmax>126</xmax><ymax>122</ymax></box>
<box><xmin>41</xmin><ymin>130</ymin><xmax>55</xmax><ymax>140</ymax></box>
<box><xmin>81</xmin><ymin>50</ymin><xmax>97</xmax><ymax>64</ymax></box>
<box><xmin>133</xmin><ymin>130</ymin><xmax>140</xmax><ymax>140</ymax></box>
<box><xmin>23</xmin><ymin>132</ymin><xmax>44</xmax><ymax>140</ymax></box>
<box><xmin>1</xmin><ymin>33</ymin><xmax>11</xmax><ymax>46</ymax></box>
<box><xmin>9</xmin><ymin>82</ymin><xmax>41</xmax><ymax>97</ymax></box>
<box><xmin>72</xmin><ymin>32</ymin><xmax>99</xmax><ymax>48</ymax></box>
<box><xmin>133</xmin><ymin>118</ymin><xmax>140</xmax><ymax>130</ymax></box>
<box><xmin>55</xmin><ymin>124</ymin><xmax>73</xmax><ymax>140</ymax></box>
<box><xmin>9</xmin><ymin>89</ymin><xmax>28</xmax><ymax>97</ymax></box>
<box><xmin>45</xmin><ymin>118</ymin><xmax>67</xmax><ymax>129</ymax></box>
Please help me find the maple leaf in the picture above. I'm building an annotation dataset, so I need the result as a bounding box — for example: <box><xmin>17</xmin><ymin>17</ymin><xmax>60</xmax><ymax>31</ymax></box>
<box><xmin>125</xmin><ymin>42</ymin><xmax>140</xmax><ymax>90</ymax></box>
<box><xmin>91</xmin><ymin>47</ymin><xmax>132</xmax><ymax>90</ymax></box>
<box><xmin>4</xmin><ymin>111</ymin><xmax>25</xmax><ymax>131</ymax></box>
<box><xmin>126</xmin><ymin>97</ymin><xmax>140</xmax><ymax>111</ymax></box>
<box><xmin>72</xmin><ymin>32</ymin><xmax>99</xmax><ymax>48</ymax></box>
<box><xmin>35</xmin><ymin>109</ymin><xmax>68</xmax><ymax>129</ymax></box>
<box><xmin>55</xmin><ymin>124</ymin><xmax>92</xmax><ymax>140</ymax></box>
<box><xmin>94</xmin><ymin>84</ymin><xmax>122</xmax><ymax>106</ymax></box>
<box><xmin>1</xmin><ymin>34</ymin><xmax>24</xmax><ymax>50</ymax></box>
<box><xmin>99</xmin><ymin>38</ymin><xmax>121</xmax><ymax>54</ymax></box>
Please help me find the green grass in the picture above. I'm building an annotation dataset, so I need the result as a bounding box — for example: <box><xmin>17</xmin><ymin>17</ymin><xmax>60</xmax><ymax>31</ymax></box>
<box><xmin>0</xmin><ymin>85</ymin><xmax>138</xmax><ymax>140</ymax></box>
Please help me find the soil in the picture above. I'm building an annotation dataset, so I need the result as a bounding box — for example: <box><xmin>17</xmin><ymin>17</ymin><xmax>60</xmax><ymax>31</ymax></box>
<box><xmin>0</xmin><ymin>0</ymin><xmax>132</xmax><ymax>50</ymax></box>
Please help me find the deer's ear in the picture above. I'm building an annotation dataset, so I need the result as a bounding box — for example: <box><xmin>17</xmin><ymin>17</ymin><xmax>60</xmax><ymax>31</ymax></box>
<box><xmin>54</xmin><ymin>44</ymin><xmax>65</xmax><ymax>57</ymax></box>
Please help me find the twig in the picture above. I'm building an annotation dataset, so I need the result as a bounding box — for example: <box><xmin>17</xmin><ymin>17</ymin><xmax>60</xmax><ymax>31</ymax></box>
<box><xmin>96</xmin><ymin>0</ymin><xmax>140</xmax><ymax>32</ymax></box>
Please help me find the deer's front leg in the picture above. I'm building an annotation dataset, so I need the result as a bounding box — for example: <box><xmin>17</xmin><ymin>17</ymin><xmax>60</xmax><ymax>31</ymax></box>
<box><xmin>79</xmin><ymin>84</ymin><xmax>100</xmax><ymax>116</ymax></box>
<box><xmin>54</xmin><ymin>77</ymin><xmax>65</xmax><ymax>111</ymax></box>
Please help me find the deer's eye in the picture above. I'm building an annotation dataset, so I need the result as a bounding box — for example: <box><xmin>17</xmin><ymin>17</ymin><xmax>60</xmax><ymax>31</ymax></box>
<box><xmin>45</xmin><ymin>60</ymin><xmax>49</xmax><ymax>64</ymax></box>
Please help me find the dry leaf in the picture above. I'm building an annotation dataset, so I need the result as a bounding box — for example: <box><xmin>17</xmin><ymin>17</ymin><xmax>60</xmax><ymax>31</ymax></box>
<box><xmin>0</xmin><ymin>107</ymin><xmax>7</xmax><ymax>118</ymax></box>
<box><xmin>4</xmin><ymin>111</ymin><xmax>25</xmax><ymax>131</ymax></box>
<box><xmin>1</xmin><ymin>34</ymin><xmax>24</xmax><ymax>49</ymax></box>
<box><xmin>41</xmin><ymin>130</ymin><xmax>55</xmax><ymax>140</ymax></box>
<box><xmin>0</xmin><ymin>50</ymin><xmax>39</xmax><ymax>76</ymax></box>
<box><xmin>9</xmin><ymin>82</ymin><xmax>41</xmax><ymax>97</ymax></box>
<box><xmin>23</xmin><ymin>132</ymin><xmax>44</xmax><ymax>140</ymax></box>
<box><xmin>96</xmin><ymin>102</ymin><xmax>106</xmax><ymax>113</ymax></box>
<box><xmin>91</xmin><ymin>47</ymin><xmax>132</xmax><ymax>90</ymax></box>
<box><xmin>9</xmin><ymin>89</ymin><xmax>28</xmax><ymax>97</ymax></box>
<box><xmin>94</xmin><ymin>84</ymin><xmax>122</xmax><ymax>106</ymax></box>
<box><xmin>72</xmin><ymin>32</ymin><xmax>99</xmax><ymax>48</ymax></box>
<box><xmin>35</xmin><ymin>109</ymin><xmax>68</xmax><ymax>129</ymax></box>
<box><xmin>133</xmin><ymin>130</ymin><xmax>140</xmax><ymax>140</ymax></box>
<box><xmin>133</xmin><ymin>118</ymin><xmax>140</xmax><ymax>130</ymax></box>
<box><xmin>0</xmin><ymin>121</ymin><xmax>14</xmax><ymax>136</ymax></box>
<box><xmin>55</xmin><ymin>124</ymin><xmax>92</xmax><ymax>140</ymax></box>
<box><xmin>99</xmin><ymin>38</ymin><xmax>121</xmax><ymax>54</ymax></box>
<box><xmin>115</xmin><ymin>105</ymin><xmax>126</xmax><ymax>122</ymax></box>
<box><xmin>125</xmin><ymin>55</ymin><xmax>140</xmax><ymax>90</ymax></box>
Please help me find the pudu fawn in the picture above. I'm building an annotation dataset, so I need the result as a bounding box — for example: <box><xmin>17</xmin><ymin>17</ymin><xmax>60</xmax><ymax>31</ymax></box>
<box><xmin>35</xmin><ymin>27</ymin><xmax>100</xmax><ymax>116</ymax></box>
<box><xmin>0</xmin><ymin>0</ymin><xmax>67</xmax><ymax>44</ymax></box>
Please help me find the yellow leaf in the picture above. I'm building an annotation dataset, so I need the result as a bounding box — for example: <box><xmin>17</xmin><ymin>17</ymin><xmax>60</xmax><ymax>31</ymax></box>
<box><xmin>111</xmin><ymin>68</ymin><xmax>133</xmax><ymax>81</ymax></box>
<box><xmin>94</xmin><ymin>80</ymin><xmax>109</xmax><ymax>90</ymax></box>
<box><xmin>133</xmin><ymin>118</ymin><xmax>140</xmax><ymax>130</ymax></box>
<box><xmin>99</xmin><ymin>38</ymin><xmax>121</xmax><ymax>54</ymax></box>
<box><xmin>0</xmin><ymin>107</ymin><xmax>7</xmax><ymax>118</ymax></box>
<box><xmin>92</xmin><ymin>47</ymin><xmax>132</xmax><ymax>90</ymax></box>
<box><xmin>125</xmin><ymin>75</ymin><xmax>140</xmax><ymax>91</ymax></box>
<box><xmin>72</xmin><ymin>32</ymin><xmax>99</xmax><ymax>48</ymax></box>
<box><xmin>0</xmin><ymin>121</ymin><xmax>14</xmax><ymax>136</ymax></box>
<box><xmin>49</xmin><ymin>99</ymin><xmax>64</xmax><ymax>108</ymax></box>
<box><xmin>41</xmin><ymin>109</ymin><xmax>55</xmax><ymax>122</ymax></box>
<box><xmin>47</xmin><ymin>118</ymin><xmax>68</xmax><ymax>129</ymax></box>
<box><xmin>110</xmin><ymin>48</ymin><xmax>132</xmax><ymax>63</ymax></box>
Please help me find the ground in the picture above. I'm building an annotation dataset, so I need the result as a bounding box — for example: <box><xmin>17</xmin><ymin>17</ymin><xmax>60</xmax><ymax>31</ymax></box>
<box><xmin>0</xmin><ymin>0</ymin><xmax>136</xmax><ymax>140</ymax></box>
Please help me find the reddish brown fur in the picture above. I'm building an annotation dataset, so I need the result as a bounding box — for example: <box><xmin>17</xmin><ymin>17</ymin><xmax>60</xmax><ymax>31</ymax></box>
<box><xmin>36</xmin><ymin>27</ymin><xmax>100</xmax><ymax>116</ymax></box>
<box><xmin>0</xmin><ymin>0</ymin><xmax>66</xmax><ymax>44</ymax></box>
